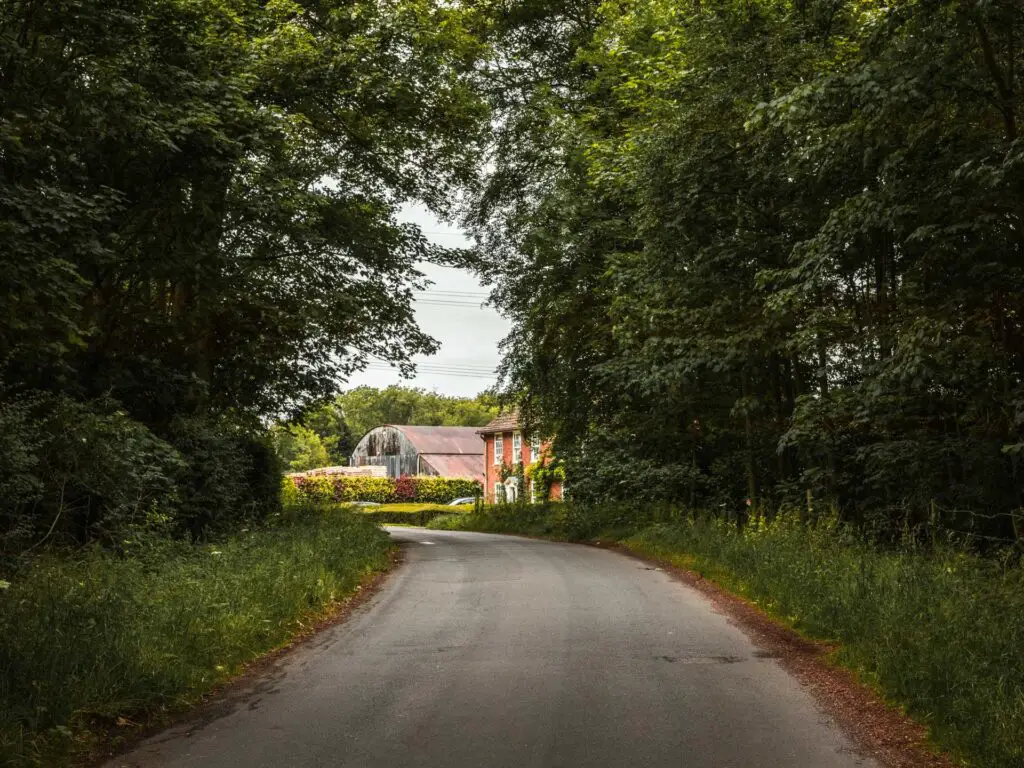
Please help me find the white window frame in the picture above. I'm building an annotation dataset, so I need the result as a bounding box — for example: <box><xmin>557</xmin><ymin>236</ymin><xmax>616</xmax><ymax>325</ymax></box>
<box><xmin>493</xmin><ymin>433</ymin><xmax>503</xmax><ymax>464</ymax></box>
<box><xmin>530</xmin><ymin>437</ymin><xmax>541</xmax><ymax>462</ymax></box>
<box><xmin>512</xmin><ymin>431</ymin><xmax>522</xmax><ymax>460</ymax></box>
<box><xmin>494</xmin><ymin>482</ymin><xmax>504</xmax><ymax>503</ymax></box>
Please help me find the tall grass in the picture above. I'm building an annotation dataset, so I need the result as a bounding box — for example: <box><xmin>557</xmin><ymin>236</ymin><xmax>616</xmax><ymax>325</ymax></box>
<box><xmin>431</xmin><ymin>503</ymin><xmax>1024</xmax><ymax>767</ymax></box>
<box><xmin>0</xmin><ymin>506</ymin><xmax>392</xmax><ymax>767</ymax></box>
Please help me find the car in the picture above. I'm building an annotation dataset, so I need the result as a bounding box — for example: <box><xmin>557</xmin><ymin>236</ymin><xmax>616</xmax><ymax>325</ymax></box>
<box><xmin>448</xmin><ymin>497</ymin><xmax>476</xmax><ymax>506</ymax></box>
<box><xmin>349</xmin><ymin>500</ymin><xmax>381</xmax><ymax>507</ymax></box>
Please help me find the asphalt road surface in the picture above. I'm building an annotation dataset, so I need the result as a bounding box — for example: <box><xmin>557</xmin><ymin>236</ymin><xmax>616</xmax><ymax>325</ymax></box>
<box><xmin>110</xmin><ymin>528</ymin><xmax>877</xmax><ymax>768</ymax></box>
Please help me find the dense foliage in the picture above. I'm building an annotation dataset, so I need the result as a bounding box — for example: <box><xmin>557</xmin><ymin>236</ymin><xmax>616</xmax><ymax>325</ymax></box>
<box><xmin>469</xmin><ymin>0</ymin><xmax>1024</xmax><ymax>542</ymax></box>
<box><xmin>290</xmin><ymin>474</ymin><xmax>481</xmax><ymax>504</ymax></box>
<box><xmin>0</xmin><ymin>0</ymin><xmax>487</xmax><ymax>552</ymax></box>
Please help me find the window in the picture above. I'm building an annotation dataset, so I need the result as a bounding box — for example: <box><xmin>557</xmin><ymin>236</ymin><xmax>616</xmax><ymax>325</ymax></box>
<box><xmin>493</xmin><ymin>433</ymin><xmax>503</xmax><ymax>463</ymax></box>
<box><xmin>494</xmin><ymin>483</ymin><xmax>505</xmax><ymax>503</ymax></box>
<box><xmin>512</xmin><ymin>431</ymin><xmax>522</xmax><ymax>459</ymax></box>
<box><xmin>530</xmin><ymin>437</ymin><xmax>541</xmax><ymax>462</ymax></box>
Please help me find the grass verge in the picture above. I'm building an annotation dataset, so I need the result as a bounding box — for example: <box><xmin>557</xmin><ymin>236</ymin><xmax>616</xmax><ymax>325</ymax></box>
<box><xmin>0</xmin><ymin>505</ymin><xmax>393</xmax><ymax>767</ymax></box>
<box><xmin>428</xmin><ymin>503</ymin><xmax>1024</xmax><ymax>767</ymax></box>
<box><xmin>356</xmin><ymin>503</ymin><xmax>471</xmax><ymax>527</ymax></box>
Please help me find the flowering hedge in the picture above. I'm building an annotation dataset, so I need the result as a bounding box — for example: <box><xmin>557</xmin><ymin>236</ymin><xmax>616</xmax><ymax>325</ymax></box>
<box><xmin>289</xmin><ymin>475</ymin><xmax>481</xmax><ymax>505</ymax></box>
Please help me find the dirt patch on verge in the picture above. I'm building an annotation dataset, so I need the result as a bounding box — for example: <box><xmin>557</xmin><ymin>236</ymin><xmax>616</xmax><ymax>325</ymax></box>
<box><xmin>592</xmin><ymin>541</ymin><xmax>954</xmax><ymax>768</ymax></box>
<box><xmin>85</xmin><ymin>547</ymin><xmax>404</xmax><ymax>767</ymax></box>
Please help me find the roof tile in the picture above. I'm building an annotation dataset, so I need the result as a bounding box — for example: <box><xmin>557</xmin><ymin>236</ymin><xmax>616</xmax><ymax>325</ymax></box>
<box><xmin>478</xmin><ymin>410</ymin><xmax>520</xmax><ymax>435</ymax></box>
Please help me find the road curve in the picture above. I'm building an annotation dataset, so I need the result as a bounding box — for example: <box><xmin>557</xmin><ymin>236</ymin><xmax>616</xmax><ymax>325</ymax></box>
<box><xmin>109</xmin><ymin>528</ymin><xmax>876</xmax><ymax>768</ymax></box>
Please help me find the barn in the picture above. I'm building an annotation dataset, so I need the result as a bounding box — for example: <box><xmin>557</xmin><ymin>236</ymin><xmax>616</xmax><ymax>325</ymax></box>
<box><xmin>349</xmin><ymin>425</ymin><xmax>484</xmax><ymax>483</ymax></box>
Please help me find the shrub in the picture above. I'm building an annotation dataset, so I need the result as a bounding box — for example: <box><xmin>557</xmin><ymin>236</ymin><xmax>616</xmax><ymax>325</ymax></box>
<box><xmin>0</xmin><ymin>395</ymin><xmax>188</xmax><ymax>554</ymax></box>
<box><xmin>331</xmin><ymin>477</ymin><xmax>395</xmax><ymax>503</ymax></box>
<box><xmin>295</xmin><ymin>475</ymin><xmax>333</xmax><ymax>504</ymax></box>
<box><xmin>293</xmin><ymin>475</ymin><xmax>481</xmax><ymax>505</ymax></box>
<box><xmin>393</xmin><ymin>475</ymin><xmax>418</xmax><ymax>502</ymax></box>
<box><xmin>413</xmin><ymin>476</ymin><xmax>481</xmax><ymax>503</ymax></box>
<box><xmin>167</xmin><ymin>417</ymin><xmax>282</xmax><ymax>537</ymax></box>
<box><xmin>280</xmin><ymin>476</ymin><xmax>302</xmax><ymax>507</ymax></box>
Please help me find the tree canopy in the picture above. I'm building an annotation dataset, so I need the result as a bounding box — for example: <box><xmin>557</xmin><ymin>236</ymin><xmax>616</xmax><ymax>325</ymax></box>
<box><xmin>469</xmin><ymin>0</ymin><xmax>1024</xmax><ymax>541</ymax></box>
<box><xmin>0</xmin><ymin>0</ymin><xmax>489</xmax><ymax>548</ymax></box>
<box><xmin>6</xmin><ymin>0</ymin><xmax>1024</xmax><ymax>550</ymax></box>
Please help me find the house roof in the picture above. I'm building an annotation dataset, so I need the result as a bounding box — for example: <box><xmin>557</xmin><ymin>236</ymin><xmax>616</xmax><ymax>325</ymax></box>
<box><xmin>420</xmin><ymin>453</ymin><xmax>485</xmax><ymax>483</ymax></box>
<box><xmin>387</xmin><ymin>425</ymin><xmax>484</xmax><ymax>455</ymax></box>
<box><xmin>477</xmin><ymin>410</ymin><xmax>520</xmax><ymax>435</ymax></box>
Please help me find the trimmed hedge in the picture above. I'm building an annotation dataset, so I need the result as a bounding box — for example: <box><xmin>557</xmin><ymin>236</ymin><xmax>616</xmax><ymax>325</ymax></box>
<box><xmin>289</xmin><ymin>475</ymin><xmax>480</xmax><ymax>505</ymax></box>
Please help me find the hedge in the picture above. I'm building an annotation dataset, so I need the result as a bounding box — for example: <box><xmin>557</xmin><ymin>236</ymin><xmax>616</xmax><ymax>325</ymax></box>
<box><xmin>289</xmin><ymin>475</ymin><xmax>481</xmax><ymax>505</ymax></box>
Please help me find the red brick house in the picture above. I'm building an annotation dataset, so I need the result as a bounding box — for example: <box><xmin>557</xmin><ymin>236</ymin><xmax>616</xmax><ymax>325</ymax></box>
<box><xmin>478</xmin><ymin>411</ymin><xmax>563</xmax><ymax>504</ymax></box>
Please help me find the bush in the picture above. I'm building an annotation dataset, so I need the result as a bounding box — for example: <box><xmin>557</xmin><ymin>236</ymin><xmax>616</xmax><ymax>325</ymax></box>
<box><xmin>0</xmin><ymin>506</ymin><xmax>392</xmax><ymax>767</ymax></box>
<box><xmin>0</xmin><ymin>394</ymin><xmax>188</xmax><ymax>555</ymax></box>
<box><xmin>297</xmin><ymin>475</ymin><xmax>334</xmax><ymax>504</ymax></box>
<box><xmin>332</xmin><ymin>477</ymin><xmax>395</xmax><ymax>504</ymax></box>
<box><xmin>393</xmin><ymin>475</ymin><xmax>417</xmax><ymax>502</ymax></box>
<box><xmin>292</xmin><ymin>475</ymin><xmax>481</xmax><ymax>505</ymax></box>
<box><xmin>281</xmin><ymin>476</ymin><xmax>302</xmax><ymax>507</ymax></box>
<box><xmin>413</xmin><ymin>476</ymin><xmax>480</xmax><ymax>503</ymax></box>
<box><xmin>0</xmin><ymin>394</ymin><xmax>288</xmax><ymax>556</ymax></box>
<box><xmin>167</xmin><ymin>417</ymin><xmax>282</xmax><ymax>537</ymax></box>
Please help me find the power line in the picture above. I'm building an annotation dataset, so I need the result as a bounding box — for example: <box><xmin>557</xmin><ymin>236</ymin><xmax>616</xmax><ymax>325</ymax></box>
<box><xmin>419</xmin><ymin>290</ymin><xmax>490</xmax><ymax>297</ymax></box>
<box><xmin>416</xmin><ymin>301</ymin><xmax>491</xmax><ymax>309</ymax></box>
<box><xmin>364</xmin><ymin>368</ymin><xmax>496</xmax><ymax>379</ymax></box>
<box><xmin>365</xmin><ymin>362</ymin><xmax>497</xmax><ymax>375</ymax></box>
<box><xmin>365</xmin><ymin>365</ymin><xmax>496</xmax><ymax>376</ymax></box>
<box><xmin>364</xmin><ymin>358</ymin><xmax>499</xmax><ymax>370</ymax></box>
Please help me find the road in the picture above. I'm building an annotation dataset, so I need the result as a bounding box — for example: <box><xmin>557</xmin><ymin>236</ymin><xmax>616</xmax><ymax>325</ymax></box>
<box><xmin>110</xmin><ymin>528</ymin><xmax>876</xmax><ymax>768</ymax></box>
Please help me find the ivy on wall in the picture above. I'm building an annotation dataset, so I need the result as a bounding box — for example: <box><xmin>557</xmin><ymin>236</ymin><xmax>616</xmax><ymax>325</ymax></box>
<box><xmin>526</xmin><ymin>451</ymin><xmax>564</xmax><ymax>502</ymax></box>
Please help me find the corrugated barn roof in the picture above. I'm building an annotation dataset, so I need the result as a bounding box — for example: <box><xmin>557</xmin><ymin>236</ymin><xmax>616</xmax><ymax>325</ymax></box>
<box><xmin>420</xmin><ymin>454</ymin><xmax>485</xmax><ymax>483</ymax></box>
<box><xmin>386</xmin><ymin>425</ymin><xmax>484</xmax><ymax>455</ymax></box>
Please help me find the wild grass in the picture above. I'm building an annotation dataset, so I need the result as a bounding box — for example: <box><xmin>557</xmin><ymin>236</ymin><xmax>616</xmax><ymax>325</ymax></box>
<box><xmin>431</xmin><ymin>503</ymin><xmax>1024</xmax><ymax>767</ymax></box>
<box><xmin>0</xmin><ymin>505</ymin><xmax>393</xmax><ymax>767</ymax></box>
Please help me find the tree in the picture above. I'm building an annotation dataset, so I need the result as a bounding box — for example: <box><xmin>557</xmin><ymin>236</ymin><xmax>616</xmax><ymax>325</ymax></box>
<box><xmin>466</xmin><ymin>0</ymin><xmax>1024</xmax><ymax>539</ymax></box>
<box><xmin>308</xmin><ymin>386</ymin><xmax>498</xmax><ymax>447</ymax></box>
<box><xmin>271</xmin><ymin>425</ymin><xmax>331</xmax><ymax>473</ymax></box>
<box><xmin>0</xmin><ymin>0</ymin><xmax>489</xmax><ymax>547</ymax></box>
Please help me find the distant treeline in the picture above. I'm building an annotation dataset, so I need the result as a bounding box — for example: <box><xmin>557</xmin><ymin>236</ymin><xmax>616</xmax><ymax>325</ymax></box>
<box><xmin>272</xmin><ymin>386</ymin><xmax>498</xmax><ymax>472</ymax></box>
<box><xmin>469</xmin><ymin>0</ymin><xmax>1024</xmax><ymax>543</ymax></box>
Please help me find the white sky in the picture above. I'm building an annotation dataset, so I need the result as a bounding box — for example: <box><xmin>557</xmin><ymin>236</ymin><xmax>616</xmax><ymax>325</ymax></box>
<box><xmin>342</xmin><ymin>204</ymin><xmax>510</xmax><ymax>397</ymax></box>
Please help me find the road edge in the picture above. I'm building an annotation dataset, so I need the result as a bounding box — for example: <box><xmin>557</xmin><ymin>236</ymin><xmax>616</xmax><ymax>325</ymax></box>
<box><xmin>590</xmin><ymin>540</ymin><xmax>956</xmax><ymax>768</ymax></box>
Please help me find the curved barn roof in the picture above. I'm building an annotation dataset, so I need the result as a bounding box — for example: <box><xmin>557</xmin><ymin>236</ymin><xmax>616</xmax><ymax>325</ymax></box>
<box><xmin>376</xmin><ymin>425</ymin><xmax>483</xmax><ymax>455</ymax></box>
